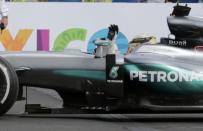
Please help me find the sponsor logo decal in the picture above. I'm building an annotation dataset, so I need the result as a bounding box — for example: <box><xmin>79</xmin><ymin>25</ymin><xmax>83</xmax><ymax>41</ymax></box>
<box><xmin>130</xmin><ymin>71</ymin><xmax>203</xmax><ymax>82</ymax></box>
<box><xmin>109</xmin><ymin>66</ymin><xmax>119</xmax><ymax>79</ymax></box>
<box><xmin>107</xmin><ymin>66</ymin><xmax>123</xmax><ymax>83</ymax></box>
<box><xmin>107</xmin><ymin>80</ymin><xmax>123</xmax><ymax>83</ymax></box>
<box><xmin>168</xmin><ymin>40</ymin><xmax>187</xmax><ymax>46</ymax></box>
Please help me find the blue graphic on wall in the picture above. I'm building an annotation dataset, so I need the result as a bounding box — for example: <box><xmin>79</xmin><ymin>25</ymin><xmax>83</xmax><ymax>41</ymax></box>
<box><xmin>87</xmin><ymin>29</ymin><xmax>128</xmax><ymax>54</ymax></box>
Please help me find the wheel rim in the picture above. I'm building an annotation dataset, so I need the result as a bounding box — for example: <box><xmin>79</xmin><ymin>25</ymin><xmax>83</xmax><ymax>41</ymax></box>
<box><xmin>0</xmin><ymin>64</ymin><xmax>10</xmax><ymax>104</ymax></box>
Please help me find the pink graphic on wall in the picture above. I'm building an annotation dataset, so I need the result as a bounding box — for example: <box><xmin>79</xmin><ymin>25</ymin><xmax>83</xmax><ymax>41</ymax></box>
<box><xmin>37</xmin><ymin>29</ymin><xmax>49</xmax><ymax>51</ymax></box>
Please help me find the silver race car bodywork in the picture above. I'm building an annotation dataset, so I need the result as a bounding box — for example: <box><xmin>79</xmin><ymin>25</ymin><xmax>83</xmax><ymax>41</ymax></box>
<box><xmin>1</xmin><ymin>50</ymin><xmax>105</xmax><ymax>91</ymax></box>
<box><xmin>1</xmin><ymin>4</ymin><xmax>203</xmax><ymax>115</ymax></box>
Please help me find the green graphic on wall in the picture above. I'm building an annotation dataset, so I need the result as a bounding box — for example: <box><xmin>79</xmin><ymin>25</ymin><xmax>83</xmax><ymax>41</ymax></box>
<box><xmin>53</xmin><ymin>28</ymin><xmax>87</xmax><ymax>51</ymax></box>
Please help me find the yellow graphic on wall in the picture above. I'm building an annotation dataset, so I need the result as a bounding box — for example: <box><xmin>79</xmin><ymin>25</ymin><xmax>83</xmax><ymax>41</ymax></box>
<box><xmin>0</xmin><ymin>29</ymin><xmax>33</xmax><ymax>51</ymax></box>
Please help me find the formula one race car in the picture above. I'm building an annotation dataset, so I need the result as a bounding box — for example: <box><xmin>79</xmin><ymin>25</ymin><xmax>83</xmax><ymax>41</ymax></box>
<box><xmin>1</xmin><ymin>4</ymin><xmax>203</xmax><ymax>115</ymax></box>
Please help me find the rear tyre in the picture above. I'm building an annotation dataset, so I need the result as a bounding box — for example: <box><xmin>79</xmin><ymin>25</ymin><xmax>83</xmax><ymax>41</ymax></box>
<box><xmin>0</xmin><ymin>57</ymin><xmax>19</xmax><ymax>115</ymax></box>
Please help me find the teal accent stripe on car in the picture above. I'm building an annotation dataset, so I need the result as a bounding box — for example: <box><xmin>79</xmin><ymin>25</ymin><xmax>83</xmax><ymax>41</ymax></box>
<box><xmin>53</xmin><ymin>70</ymin><xmax>106</xmax><ymax>80</ymax></box>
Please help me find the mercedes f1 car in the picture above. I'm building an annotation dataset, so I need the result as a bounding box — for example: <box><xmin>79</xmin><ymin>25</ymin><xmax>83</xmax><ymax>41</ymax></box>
<box><xmin>1</xmin><ymin>4</ymin><xmax>203</xmax><ymax>115</ymax></box>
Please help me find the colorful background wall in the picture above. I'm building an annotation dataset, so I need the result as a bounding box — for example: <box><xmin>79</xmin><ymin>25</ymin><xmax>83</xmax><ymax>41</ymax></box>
<box><xmin>2</xmin><ymin>3</ymin><xmax>203</xmax><ymax>54</ymax></box>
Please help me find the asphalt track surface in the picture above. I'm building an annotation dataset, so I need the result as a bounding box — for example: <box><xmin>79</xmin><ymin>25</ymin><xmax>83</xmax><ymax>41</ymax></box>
<box><xmin>1</xmin><ymin>87</ymin><xmax>203</xmax><ymax>131</ymax></box>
